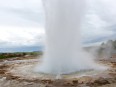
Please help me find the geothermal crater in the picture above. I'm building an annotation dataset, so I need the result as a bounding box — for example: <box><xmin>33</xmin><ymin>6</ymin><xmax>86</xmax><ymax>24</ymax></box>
<box><xmin>0</xmin><ymin>57</ymin><xmax>116</xmax><ymax>87</ymax></box>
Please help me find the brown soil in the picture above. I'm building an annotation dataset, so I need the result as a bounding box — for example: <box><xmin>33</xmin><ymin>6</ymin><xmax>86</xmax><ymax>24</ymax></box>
<box><xmin>0</xmin><ymin>57</ymin><xmax>116</xmax><ymax>87</ymax></box>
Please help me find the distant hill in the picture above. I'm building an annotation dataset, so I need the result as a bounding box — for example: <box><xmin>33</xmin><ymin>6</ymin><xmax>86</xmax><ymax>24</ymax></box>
<box><xmin>0</xmin><ymin>46</ymin><xmax>44</xmax><ymax>53</ymax></box>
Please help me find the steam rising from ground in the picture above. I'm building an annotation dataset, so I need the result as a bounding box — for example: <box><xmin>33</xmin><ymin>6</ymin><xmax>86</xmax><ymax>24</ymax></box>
<box><xmin>35</xmin><ymin>0</ymin><xmax>106</xmax><ymax>75</ymax></box>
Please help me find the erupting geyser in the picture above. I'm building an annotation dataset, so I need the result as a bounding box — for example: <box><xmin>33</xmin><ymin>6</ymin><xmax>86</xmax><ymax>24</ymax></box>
<box><xmin>35</xmin><ymin>0</ymin><xmax>106</xmax><ymax>75</ymax></box>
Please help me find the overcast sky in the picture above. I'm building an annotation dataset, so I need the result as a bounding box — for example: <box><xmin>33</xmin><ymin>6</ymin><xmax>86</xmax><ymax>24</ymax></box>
<box><xmin>0</xmin><ymin>0</ymin><xmax>116</xmax><ymax>52</ymax></box>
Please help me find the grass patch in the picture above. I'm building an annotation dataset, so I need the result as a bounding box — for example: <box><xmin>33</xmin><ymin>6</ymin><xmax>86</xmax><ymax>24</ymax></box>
<box><xmin>0</xmin><ymin>51</ymin><xmax>43</xmax><ymax>59</ymax></box>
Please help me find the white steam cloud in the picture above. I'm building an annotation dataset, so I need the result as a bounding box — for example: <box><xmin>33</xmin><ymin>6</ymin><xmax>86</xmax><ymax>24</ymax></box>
<box><xmin>35</xmin><ymin>0</ymin><xmax>106</xmax><ymax>75</ymax></box>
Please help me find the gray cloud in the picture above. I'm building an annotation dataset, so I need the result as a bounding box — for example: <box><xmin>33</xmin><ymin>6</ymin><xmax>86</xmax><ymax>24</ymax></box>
<box><xmin>0</xmin><ymin>0</ymin><xmax>44</xmax><ymax>27</ymax></box>
<box><xmin>0</xmin><ymin>0</ymin><xmax>116</xmax><ymax>50</ymax></box>
<box><xmin>82</xmin><ymin>0</ymin><xmax>116</xmax><ymax>45</ymax></box>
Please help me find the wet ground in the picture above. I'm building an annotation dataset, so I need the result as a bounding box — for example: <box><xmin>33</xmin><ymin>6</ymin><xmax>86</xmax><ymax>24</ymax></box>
<box><xmin>0</xmin><ymin>57</ymin><xmax>116</xmax><ymax>87</ymax></box>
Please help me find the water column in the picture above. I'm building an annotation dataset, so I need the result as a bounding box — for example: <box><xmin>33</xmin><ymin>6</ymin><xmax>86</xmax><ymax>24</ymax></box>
<box><xmin>35</xmin><ymin>0</ymin><xmax>102</xmax><ymax>75</ymax></box>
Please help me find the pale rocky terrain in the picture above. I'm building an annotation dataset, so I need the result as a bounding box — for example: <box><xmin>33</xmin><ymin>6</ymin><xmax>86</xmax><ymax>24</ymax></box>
<box><xmin>0</xmin><ymin>56</ymin><xmax>116</xmax><ymax>87</ymax></box>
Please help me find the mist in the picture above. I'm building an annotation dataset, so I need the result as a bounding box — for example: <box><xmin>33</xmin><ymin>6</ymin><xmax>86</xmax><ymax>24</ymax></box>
<box><xmin>35</xmin><ymin>0</ymin><xmax>106</xmax><ymax>75</ymax></box>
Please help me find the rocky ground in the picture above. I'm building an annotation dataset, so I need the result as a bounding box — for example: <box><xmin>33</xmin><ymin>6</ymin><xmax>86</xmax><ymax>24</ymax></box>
<box><xmin>0</xmin><ymin>56</ymin><xmax>116</xmax><ymax>87</ymax></box>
